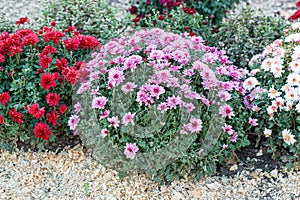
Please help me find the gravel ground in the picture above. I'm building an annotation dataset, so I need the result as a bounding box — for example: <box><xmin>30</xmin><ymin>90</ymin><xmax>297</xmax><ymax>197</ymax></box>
<box><xmin>0</xmin><ymin>147</ymin><xmax>299</xmax><ymax>199</ymax></box>
<box><xmin>0</xmin><ymin>0</ymin><xmax>299</xmax><ymax>199</ymax></box>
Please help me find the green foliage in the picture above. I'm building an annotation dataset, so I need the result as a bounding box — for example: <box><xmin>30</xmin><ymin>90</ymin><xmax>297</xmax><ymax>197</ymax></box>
<box><xmin>39</xmin><ymin>0</ymin><xmax>130</xmax><ymax>43</ymax></box>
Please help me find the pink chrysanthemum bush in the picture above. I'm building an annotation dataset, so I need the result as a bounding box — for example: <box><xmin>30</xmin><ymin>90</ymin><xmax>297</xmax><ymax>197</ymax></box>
<box><xmin>72</xmin><ymin>28</ymin><xmax>250</xmax><ymax>183</ymax></box>
<box><xmin>244</xmin><ymin>22</ymin><xmax>300</xmax><ymax>168</ymax></box>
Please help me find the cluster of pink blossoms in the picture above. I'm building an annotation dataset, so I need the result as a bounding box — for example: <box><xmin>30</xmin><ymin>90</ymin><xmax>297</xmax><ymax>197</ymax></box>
<box><xmin>70</xmin><ymin>28</ymin><xmax>246</xmax><ymax>159</ymax></box>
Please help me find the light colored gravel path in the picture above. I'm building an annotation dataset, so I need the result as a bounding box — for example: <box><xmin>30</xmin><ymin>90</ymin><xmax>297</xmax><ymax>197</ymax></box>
<box><xmin>0</xmin><ymin>147</ymin><xmax>299</xmax><ymax>199</ymax></box>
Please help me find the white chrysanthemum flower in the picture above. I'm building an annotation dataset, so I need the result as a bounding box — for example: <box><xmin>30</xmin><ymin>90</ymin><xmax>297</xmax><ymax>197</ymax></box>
<box><xmin>287</xmin><ymin>73</ymin><xmax>300</xmax><ymax>86</ymax></box>
<box><xmin>292</xmin><ymin>46</ymin><xmax>300</xmax><ymax>60</ymax></box>
<box><xmin>261</xmin><ymin>58</ymin><xmax>274</xmax><ymax>71</ymax></box>
<box><xmin>291</xmin><ymin>22</ymin><xmax>300</xmax><ymax>30</ymax></box>
<box><xmin>272</xmin><ymin>47</ymin><xmax>285</xmax><ymax>58</ymax></box>
<box><xmin>274</xmin><ymin>97</ymin><xmax>285</xmax><ymax>109</ymax></box>
<box><xmin>263</xmin><ymin>128</ymin><xmax>272</xmax><ymax>137</ymax></box>
<box><xmin>285</xmin><ymin>33</ymin><xmax>300</xmax><ymax>43</ymax></box>
<box><xmin>282</xmin><ymin>129</ymin><xmax>297</xmax><ymax>145</ymax></box>
<box><xmin>243</xmin><ymin>77</ymin><xmax>259</xmax><ymax>91</ymax></box>
<box><xmin>281</xmin><ymin>84</ymin><xmax>291</xmax><ymax>93</ymax></box>
<box><xmin>289</xmin><ymin>59</ymin><xmax>300</xmax><ymax>72</ymax></box>
<box><xmin>284</xmin><ymin>87</ymin><xmax>299</xmax><ymax>102</ymax></box>
<box><xmin>251</xmin><ymin>105</ymin><xmax>260</xmax><ymax>112</ymax></box>
<box><xmin>267</xmin><ymin>105</ymin><xmax>277</xmax><ymax>114</ymax></box>
<box><xmin>270</xmin><ymin>64</ymin><xmax>285</xmax><ymax>78</ymax></box>
<box><xmin>268</xmin><ymin>85</ymin><xmax>282</xmax><ymax>99</ymax></box>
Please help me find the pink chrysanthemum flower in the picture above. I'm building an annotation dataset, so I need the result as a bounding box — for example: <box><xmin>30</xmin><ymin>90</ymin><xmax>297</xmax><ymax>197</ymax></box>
<box><xmin>108</xmin><ymin>67</ymin><xmax>124</xmax><ymax>86</ymax></box>
<box><xmin>218</xmin><ymin>91</ymin><xmax>232</xmax><ymax>101</ymax></box>
<box><xmin>101</xmin><ymin>128</ymin><xmax>109</xmax><ymax>138</ymax></box>
<box><xmin>157</xmin><ymin>102</ymin><xmax>168</xmax><ymax>113</ymax></box>
<box><xmin>100</xmin><ymin>110</ymin><xmax>110</xmax><ymax>119</ymax></box>
<box><xmin>124</xmin><ymin>143</ymin><xmax>139</xmax><ymax>159</ymax></box>
<box><xmin>122</xmin><ymin>112</ymin><xmax>135</xmax><ymax>126</ymax></box>
<box><xmin>121</xmin><ymin>82</ymin><xmax>137</xmax><ymax>93</ymax></box>
<box><xmin>166</xmin><ymin>95</ymin><xmax>180</xmax><ymax>108</ymax></box>
<box><xmin>68</xmin><ymin>115</ymin><xmax>80</xmax><ymax>130</ymax></box>
<box><xmin>219</xmin><ymin>104</ymin><xmax>235</xmax><ymax>118</ymax></box>
<box><xmin>77</xmin><ymin>81</ymin><xmax>91</xmax><ymax>94</ymax></box>
<box><xmin>184</xmin><ymin>103</ymin><xmax>195</xmax><ymax>113</ymax></box>
<box><xmin>222</xmin><ymin>124</ymin><xmax>233</xmax><ymax>133</ymax></box>
<box><xmin>248</xmin><ymin>117</ymin><xmax>258</xmax><ymax>126</ymax></box>
<box><xmin>92</xmin><ymin>96</ymin><xmax>107</xmax><ymax>109</ymax></box>
<box><xmin>150</xmin><ymin>85</ymin><xmax>165</xmax><ymax>98</ymax></box>
<box><xmin>108</xmin><ymin>116</ymin><xmax>120</xmax><ymax>128</ymax></box>
<box><xmin>180</xmin><ymin>124</ymin><xmax>190</xmax><ymax>135</ymax></box>
<box><xmin>188</xmin><ymin>118</ymin><xmax>203</xmax><ymax>133</ymax></box>
<box><xmin>89</xmin><ymin>71</ymin><xmax>100</xmax><ymax>81</ymax></box>
<box><xmin>74</xmin><ymin>102</ymin><xmax>81</xmax><ymax>113</ymax></box>
<box><xmin>230</xmin><ymin>131</ymin><xmax>238</xmax><ymax>142</ymax></box>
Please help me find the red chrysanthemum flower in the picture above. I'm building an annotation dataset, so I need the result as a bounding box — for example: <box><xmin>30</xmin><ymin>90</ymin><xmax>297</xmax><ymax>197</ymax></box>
<box><xmin>46</xmin><ymin>93</ymin><xmax>60</xmax><ymax>107</ymax></box>
<box><xmin>8</xmin><ymin>108</ymin><xmax>24</xmax><ymax>124</ymax></box>
<box><xmin>0</xmin><ymin>115</ymin><xmax>4</xmax><ymax>124</ymax></box>
<box><xmin>289</xmin><ymin>9</ymin><xmax>300</xmax><ymax>20</ymax></box>
<box><xmin>38</xmin><ymin>55</ymin><xmax>52</xmax><ymax>70</ymax></box>
<box><xmin>132</xmin><ymin>17</ymin><xmax>141</xmax><ymax>23</ymax></box>
<box><xmin>158</xmin><ymin>15</ymin><xmax>165</xmax><ymax>20</ymax></box>
<box><xmin>129</xmin><ymin>5</ymin><xmax>138</xmax><ymax>15</ymax></box>
<box><xmin>78</xmin><ymin>35</ymin><xmax>100</xmax><ymax>50</ymax></box>
<box><xmin>54</xmin><ymin>58</ymin><xmax>68</xmax><ymax>71</ymax></box>
<box><xmin>40</xmin><ymin>45</ymin><xmax>56</xmax><ymax>56</ymax></box>
<box><xmin>64</xmin><ymin>26</ymin><xmax>76</xmax><ymax>33</ymax></box>
<box><xmin>0</xmin><ymin>92</ymin><xmax>10</xmax><ymax>106</ymax></box>
<box><xmin>58</xmin><ymin>104</ymin><xmax>68</xmax><ymax>114</ymax></box>
<box><xmin>28</xmin><ymin>103</ymin><xmax>45</xmax><ymax>119</ymax></box>
<box><xmin>40</xmin><ymin>73</ymin><xmax>56</xmax><ymax>90</ymax></box>
<box><xmin>63</xmin><ymin>37</ymin><xmax>80</xmax><ymax>51</ymax></box>
<box><xmin>47</xmin><ymin>110</ymin><xmax>60</xmax><ymax>126</ymax></box>
<box><xmin>62</xmin><ymin>67</ymin><xmax>78</xmax><ymax>85</ymax></box>
<box><xmin>182</xmin><ymin>7</ymin><xmax>197</xmax><ymax>15</ymax></box>
<box><xmin>33</xmin><ymin>122</ymin><xmax>52</xmax><ymax>140</ymax></box>
<box><xmin>43</xmin><ymin>31</ymin><xmax>65</xmax><ymax>44</ymax></box>
<box><xmin>50</xmin><ymin>21</ymin><xmax>57</xmax><ymax>26</ymax></box>
<box><xmin>16</xmin><ymin>17</ymin><xmax>29</xmax><ymax>25</ymax></box>
<box><xmin>22</xmin><ymin>33</ymin><xmax>39</xmax><ymax>46</ymax></box>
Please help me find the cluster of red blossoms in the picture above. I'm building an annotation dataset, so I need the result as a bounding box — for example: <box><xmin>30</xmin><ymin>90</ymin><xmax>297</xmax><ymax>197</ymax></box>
<box><xmin>0</xmin><ymin>17</ymin><xmax>100</xmax><ymax>141</ymax></box>
<box><xmin>130</xmin><ymin>0</ymin><xmax>197</xmax><ymax>24</ymax></box>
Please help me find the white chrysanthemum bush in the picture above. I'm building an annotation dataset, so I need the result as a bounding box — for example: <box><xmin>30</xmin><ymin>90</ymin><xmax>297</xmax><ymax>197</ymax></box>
<box><xmin>70</xmin><ymin>28</ymin><xmax>250</xmax><ymax>183</ymax></box>
<box><xmin>244</xmin><ymin>22</ymin><xmax>300</xmax><ymax>168</ymax></box>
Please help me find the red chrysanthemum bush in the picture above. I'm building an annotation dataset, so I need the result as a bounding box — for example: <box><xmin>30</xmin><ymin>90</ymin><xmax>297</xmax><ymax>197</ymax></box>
<box><xmin>0</xmin><ymin>17</ymin><xmax>100</xmax><ymax>150</ymax></box>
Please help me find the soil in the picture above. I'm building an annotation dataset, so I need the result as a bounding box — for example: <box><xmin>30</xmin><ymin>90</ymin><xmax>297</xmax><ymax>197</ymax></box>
<box><xmin>216</xmin><ymin>134</ymin><xmax>287</xmax><ymax>177</ymax></box>
<box><xmin>16</xmin><ymin>134</ymin><xmax>82</xmax><ymax>154</ymax></box>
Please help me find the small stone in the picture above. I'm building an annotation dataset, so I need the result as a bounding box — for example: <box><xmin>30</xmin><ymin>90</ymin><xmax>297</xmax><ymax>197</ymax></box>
<box><xmin>189</xmin><ymin>190</ymin><xmax>203</xmax><ymax>198</ymax></box>
<box><xmin>270</xmin><ymin>169</ymin><xmax>278</xmax><ymax>178</ymax></box>
<box><xmin>206</xmin><ymin>182</ymin><xmax>221</xmax><ymax>190</ymax></box>
<box><xmin>171</xmin><ymin>191</ymin><xmax>182</xmax><ymax>200</ymax></box>
<box><xmin>256</xmin><ymin>150</ymin><xmax>263</xmax><ymax>156</ymax></box>
<box><xmin>230</xmin><ymin>164</ymin><xmax>238</xmax><ymax>171</ymax></box>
